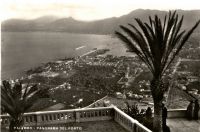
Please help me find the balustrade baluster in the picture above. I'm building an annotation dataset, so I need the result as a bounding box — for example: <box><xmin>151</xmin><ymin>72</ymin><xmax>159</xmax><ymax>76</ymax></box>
<box><xmin>57</xmin><ymin>114</ymin><xmax>60</xmax><ymax>120</ymax></box>
<box><xmin>60</xmin><ymin>114</ymin><xmax>64</xmax><ymax>120</ymax></box>
<box><xmin>33</xmin><ymin>115</ymin><xmax>36</xmax><ymax>122</ymax></box>
<box><xmin>41</xmin><ymin>115</ymin><xmax>44</xmax><ymax>121</ymax></box>
<box><xmin>46</xmin><ymin>115</ymin><xmax>48</xmax><ymax>121</ymax></box>
<box><xmin>91</xmin><ymin>111</ymin><xmax>94</xmax><ymax>117</ymax></box>
<box><xmin>65</xmin><ymin>114</ymin><xmax>68</xmax><ymax>120</ymax></box>
<box><xmin>95</xmin><ymin>111</ymin><xmax>98</xmax><ymax>116</ymax></box>
<box><xmin>30</xmin><ymin>116</ymin><xmax>33</xmax><ymax>122</ymax></box>
<box><xmin>53</xmin><ymin>114</ymin><xmax>56</xmax><ymax>120</ymax></box>
<box><xmin>49</xmin><ymin>114</ymin><xmax>52</xmax><ymax>121</ymax></box>
<box><xmin>102</xmin><ymin>110</ymin><xmax>105</xmax><ymax>116</ymax></box>
<box><xmin>24</xmin><ymin>116</ymin><xmax>27</xmax><ymax>123</ymax></box>
<box><xmin>88</xmin><ymin>112</ymin><xmax>91</xmax><ymax>117</ymax></box>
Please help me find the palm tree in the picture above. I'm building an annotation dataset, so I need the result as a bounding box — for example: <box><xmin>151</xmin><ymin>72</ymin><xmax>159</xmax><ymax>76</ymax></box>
<box><xmin>115</xmin><ymin>11</ymin><xmax>200</xmax><ymax>132</ymax></box>
<box><xmin>1</xmin><ymin>80</ymin><xmax>49</xmax><ymax>132</ymax></box>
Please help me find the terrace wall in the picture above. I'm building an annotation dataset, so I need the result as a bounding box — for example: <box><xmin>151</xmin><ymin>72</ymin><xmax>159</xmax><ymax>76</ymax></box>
<box><xmin>0</xmin><ymin>106</ymin><xmax>151</xmax><ymax>132</ymax></box>
<box><xmin>167</xmin><ymin>109</ymin><xmax>200</xmax><ymax>118</ymax></box>
<box><xmin>1</xmin><ymin>106</ymin><xmax>199</xmax><ymax>132</ymax></box>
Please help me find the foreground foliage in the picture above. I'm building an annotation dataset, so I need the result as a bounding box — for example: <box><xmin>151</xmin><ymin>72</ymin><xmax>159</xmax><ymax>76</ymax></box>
<box><xmin>1</xmin><ymin>80</ymin><xmax>49</xmax><ymax>132</ymax></box>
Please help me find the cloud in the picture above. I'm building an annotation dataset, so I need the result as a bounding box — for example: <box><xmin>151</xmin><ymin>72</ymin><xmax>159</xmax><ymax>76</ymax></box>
<box><xmin>1</xmin><ymin>0</ymin><xmax>200</xmax><ymax>21</ymax></box>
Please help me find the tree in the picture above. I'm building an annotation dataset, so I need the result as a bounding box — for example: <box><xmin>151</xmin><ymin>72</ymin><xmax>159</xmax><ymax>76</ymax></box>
<box><xmin>115</xmin><ymin>11</ymin><xmax>200</xmax><ymax>132</ymax></box>
<box><xmin>1</xmin><ymin>80</ymin><xmax>49</xmax><ymax>132</ymax></box>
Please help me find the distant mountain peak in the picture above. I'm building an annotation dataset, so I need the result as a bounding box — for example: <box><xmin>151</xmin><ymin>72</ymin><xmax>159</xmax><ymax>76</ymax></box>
<box><xmin>67</xmin><ymin>17</ymin><xmax>75</xmax><ymax>20</ymax></box>
<box><xmin>35</xmin><ymin>15</ymin><xmax>58</xmax><ymax>19</ymax></box>
<box><xmin>33</xmin><ymin>15</ymin><xmax>59</xmax><ymax>23</ymax></box>
<box><xmin>2</xmin><ymin>9</ymin><xmax>200</xmax><ymax>33</ymax></box>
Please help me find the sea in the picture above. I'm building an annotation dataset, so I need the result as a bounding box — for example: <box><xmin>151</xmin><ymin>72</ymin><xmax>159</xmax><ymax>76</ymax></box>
<box><xmin>1</xmin><ymin>32</ymin><xmax>132</xmax><ymax>80</ymax></box>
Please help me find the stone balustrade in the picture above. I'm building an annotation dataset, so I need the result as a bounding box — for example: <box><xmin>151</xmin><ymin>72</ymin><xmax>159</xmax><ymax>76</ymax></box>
<box><xmin>2</xmin><ymin>106</ymin><xmax>199</xmax><ymax>132</ymax></box>
<box><xmin>0</xmin><ymin>106</ymin><xmax>152</xmax><ymax>132</ymax></box>
<box><xmin>167</xmin><ymin>109</ymin><xmax>200</xmax><ymax>118</ymax></box>
<box><xmin>167</xmin><ymin>109</ymin><xmax>187</xmax><ymax>118</ymax></box>
<box><xmin>113</xmin><ymin>106</ymin><xmax>152</xmax><ymax>132</ymax></box>
<box><xmin>0</xmin><ymin>107</ymin><xmax>113</xmax><ymax>127</ymax></box>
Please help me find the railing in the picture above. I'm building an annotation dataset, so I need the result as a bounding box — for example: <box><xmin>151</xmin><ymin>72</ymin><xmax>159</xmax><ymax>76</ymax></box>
<box><xmin>0</xmin><ymin>106</ymin><xmax>151</xmax><ymax>132</ymax></box>
<box><xmin>113</xmin><ymin>106</ymin><xmax>152</xmax><ymax>132</ymax></box>
<box><xmin>167</xmin><ymin>109</ymin><xmax>187</xmax><ymax>118</ymax></box>
<box><xmin>0</xmin><ymin>107</ymin><xmax>113</xmax><ymax>127</ymax></box>
<box><xmin>84</xmin><ymin>95</ymin><xmax>108</xmax><ymax>108</ymax></box>
<box><xmin>167</xmin><ymin>109</ymin><xmax>200</xmax><ymax>118</ymax></box>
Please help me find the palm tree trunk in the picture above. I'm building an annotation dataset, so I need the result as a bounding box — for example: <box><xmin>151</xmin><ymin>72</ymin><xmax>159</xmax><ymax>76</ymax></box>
<box><xmin>151</xmin><ymin>78</ymin><xmax>164</xmax><ymax>132</ymax></box>
<box><xmin>153</xmin><ymin>100</ymin><xmax>163</xmax><ymax>132</ymax></box>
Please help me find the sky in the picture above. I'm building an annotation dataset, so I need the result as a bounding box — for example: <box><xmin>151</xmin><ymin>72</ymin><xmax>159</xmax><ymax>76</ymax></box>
<box><xmin>0</xmin><ymin>0</ymin><xmax>200</xmax><ymax>21</ymax></box>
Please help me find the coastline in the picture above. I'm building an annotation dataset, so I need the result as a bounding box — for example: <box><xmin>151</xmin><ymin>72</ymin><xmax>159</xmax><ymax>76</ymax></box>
<box><xmin>80</xmin><ymin>49</ymin><xmax>97</xmax><ymax>57</ymax></box>
<box><xmin>24</xmin><ymin>48</ymin><xmax>110</xmax><ymax>78</ymax></box>
<box><xmin>2</xmin><ymin>48</ymin><xmax>110</xmax><ymax>81</ymax></box>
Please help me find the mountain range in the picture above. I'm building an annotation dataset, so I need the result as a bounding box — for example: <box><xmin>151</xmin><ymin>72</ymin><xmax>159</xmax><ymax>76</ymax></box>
<box><xmin>2</xmin><ymin>9</ymin><xmax>200</xmax><ymax>34</ymax></box>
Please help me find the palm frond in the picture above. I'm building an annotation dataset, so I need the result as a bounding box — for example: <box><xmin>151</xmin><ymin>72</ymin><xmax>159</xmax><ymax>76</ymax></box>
<box><xmin>120</xmin><ymin>24</ymin><xmax>154</xmax><ymax>69</ymax></box>
<box><xmin>1</xmin><ymin>80</ymin><xmax>49</xmax><ymax>117</ymax></box>
<box><xmin>24</xmin><ymin>84</ymin><xmax>38</xmax><ymax>98</ymax></box>
<box><xmin>115</xmin><ymin>11</ymin><xmax>200</xmax><ymax>79</ymax></box>
<box><xmin>115</xmin><ymin>31</ymin><xmax>154</xmax><ymax>73</ymax></box>
<box><xmin>12</xmin><ymin>82</ymin><xmax>22</xmax><ymax>100</ymax></box>
<box><xmin>163</xmin><ymin>20</ymin><xmax>200</xmax><ymax>72</ymax></box>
